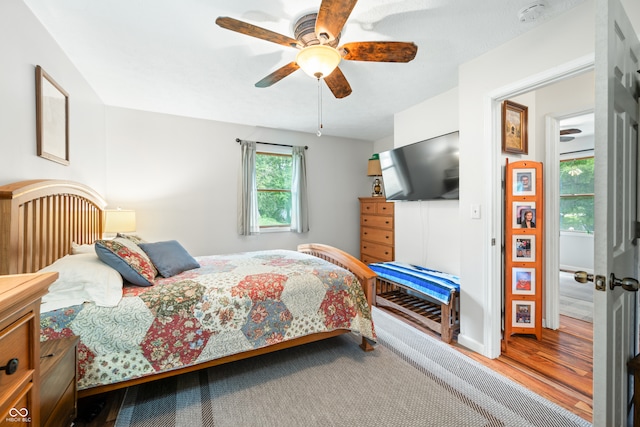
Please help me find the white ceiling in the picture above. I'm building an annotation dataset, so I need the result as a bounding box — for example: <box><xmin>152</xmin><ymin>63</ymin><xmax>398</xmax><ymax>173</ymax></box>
<box><xmin>23</xmin><ymin>0</ymin><xmax>586</xmax><ymax>141</ymax></box>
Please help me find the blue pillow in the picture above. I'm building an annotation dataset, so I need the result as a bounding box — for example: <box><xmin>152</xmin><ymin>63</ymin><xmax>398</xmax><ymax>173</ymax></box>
<box><xmin>94</xmin><ymin>238</ymin><xmax>157</xmax><ymax>286</ymax></box>
<box><xmin>138</xmin><ymin>240</ymin><xmax>200</xmax><ymax>278</ymax></box>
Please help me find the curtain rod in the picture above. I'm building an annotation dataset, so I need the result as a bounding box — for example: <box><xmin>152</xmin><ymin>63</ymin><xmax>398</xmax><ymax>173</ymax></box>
<box><xmin>236</xmin><ymin>138</ymin><xmax>308</xmax><ymax>150</ymax></box>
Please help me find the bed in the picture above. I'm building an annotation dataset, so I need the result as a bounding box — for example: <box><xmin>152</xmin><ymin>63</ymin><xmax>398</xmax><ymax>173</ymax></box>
<box><xmin>0</xmin><ymin>179</ymin><xmax>376</xmax><ymax>397</ymax></box>
<box><xmin>369</xmin><ymin>262</ymin><xmax>459</xmax><ymax>343</ymax></box>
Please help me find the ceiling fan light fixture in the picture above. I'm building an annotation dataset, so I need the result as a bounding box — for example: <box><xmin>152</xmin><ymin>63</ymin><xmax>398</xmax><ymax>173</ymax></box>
<box><xmin>296</xmin><ymin>45</ymin><xmax>341</xmax><ymax>79</ymax></box>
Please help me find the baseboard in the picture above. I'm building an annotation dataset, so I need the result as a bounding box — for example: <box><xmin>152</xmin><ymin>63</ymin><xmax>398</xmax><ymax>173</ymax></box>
<box><xmin>456</xmin><ymin>333</ymin><xmax>487</xmax><ymax>357</ymax></box>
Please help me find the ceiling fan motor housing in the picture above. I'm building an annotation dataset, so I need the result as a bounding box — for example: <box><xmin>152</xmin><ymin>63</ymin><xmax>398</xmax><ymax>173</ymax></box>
<box><xmin>294</xmin><ymin>13</ymin><xmax>340</xmax><ymax>47</ymax></box>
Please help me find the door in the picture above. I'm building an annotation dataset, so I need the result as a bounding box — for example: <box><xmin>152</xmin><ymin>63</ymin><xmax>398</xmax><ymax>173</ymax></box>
<box><xmin>593</xmin><ymin>0</ymin><xmax>639</xmax><ymax>424</ymax></box>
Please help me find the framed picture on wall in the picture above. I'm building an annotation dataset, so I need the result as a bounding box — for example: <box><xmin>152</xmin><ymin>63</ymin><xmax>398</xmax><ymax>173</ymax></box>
<box><xmin>512</xmin><ymin>235</ymin><xmax>535</xmax><ymax>262</ymax></box>
<box><xmin>512</xmin><ymin>267</ymin><xmax>535</xmax><ymax>295</ymax></box>
<box><xmin>513</xmin><ymin>202</ymin><xmax>537</xmax><ymax>229</ymax></box>
<box><xmin>512</xmin><ymin>300</ymin><xmax>535</xmax><ymax>328</ymax></box>
<box><xmin>36</xmin><ymin>65</ymin><xmax>69</xmax><ymax>165</ymax></box>
<box><xmin>502</xmin><ymin>100</ymin><xmax>528</xmax><ymax>155</ymax></box>
<box><xmin>512</xmin><ymin>168</ymin><xmax>536</xmax><ymax>196</ymax></box>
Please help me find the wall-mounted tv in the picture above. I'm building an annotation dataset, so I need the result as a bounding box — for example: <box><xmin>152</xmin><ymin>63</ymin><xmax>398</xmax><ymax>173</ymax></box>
<box><xmin>379</xmin><ymin>131</ymin><xmax>459</xmax><ymax>201</ymax></box>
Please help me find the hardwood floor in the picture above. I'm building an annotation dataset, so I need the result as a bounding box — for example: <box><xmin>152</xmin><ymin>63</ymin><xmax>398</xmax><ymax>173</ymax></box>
<box><xmin>73</xmin><ymin>311</ymin><xmax>593</xmax><ymax>426</ymax></box>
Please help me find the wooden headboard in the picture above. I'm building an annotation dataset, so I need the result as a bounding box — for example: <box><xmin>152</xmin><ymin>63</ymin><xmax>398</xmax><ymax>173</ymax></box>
<box><xmin>0</xmin><ymin>179</ymin><xmax>106</xmax><ymax>275</ymax></box>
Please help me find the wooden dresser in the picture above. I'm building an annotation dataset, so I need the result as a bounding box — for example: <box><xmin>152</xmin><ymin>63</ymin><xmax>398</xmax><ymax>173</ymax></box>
<box><xmin>359</xmin><ymin>197</ymin><xmax>395</xmax><ymax>264</ymax></box>
<box><xmin>0</xmin><ymin>272</ymin><xmax>57</xmax><ymax>427</ymax></box>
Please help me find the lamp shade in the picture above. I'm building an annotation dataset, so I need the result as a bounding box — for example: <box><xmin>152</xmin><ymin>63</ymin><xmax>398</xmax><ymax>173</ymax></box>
<box><xmin>295</xmin><ymin>45</ymin><xmax>341</xmax><ymax>79</ymax></box>
<box><xmin>367</xmin><ymin>157</ymin><xmax>382</xmax><ymax>177</ymax></box>
<box><xmin>104</xmin><ymin>209</ymin><xmax>136</xmax><ymax>233</ymax></box>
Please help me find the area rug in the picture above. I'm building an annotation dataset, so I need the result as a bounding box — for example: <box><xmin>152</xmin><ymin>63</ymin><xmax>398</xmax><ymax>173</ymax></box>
<box><xmin>115</xmin><ymin>307</ymin><xmax>591</xmax><ymax>427</ymax></box>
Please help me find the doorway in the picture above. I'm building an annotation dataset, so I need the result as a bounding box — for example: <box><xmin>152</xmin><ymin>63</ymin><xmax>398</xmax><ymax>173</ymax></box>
<box><xmin>557</xmin><ymin>113</ymin><xmax>594</xmax><ymax>325</ymax></box>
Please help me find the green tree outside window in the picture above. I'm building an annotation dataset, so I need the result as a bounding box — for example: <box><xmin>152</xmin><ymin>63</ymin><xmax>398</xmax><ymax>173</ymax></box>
<box><xmin>256</xmin><ymin>152</ymin><xmax>292</xmax><ymax>227</ymax></box>
<box><xmin>559</xmin><ymin>157</ymin><xmax>594</xmax><ymax>233</ymax></box>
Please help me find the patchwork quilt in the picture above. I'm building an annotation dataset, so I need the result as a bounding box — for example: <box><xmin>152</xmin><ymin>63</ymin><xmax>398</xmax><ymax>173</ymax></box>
<box><xmin>40</xmin><ymin>250</ymin><xmax>375</xmax><ymax>390</ymax></box>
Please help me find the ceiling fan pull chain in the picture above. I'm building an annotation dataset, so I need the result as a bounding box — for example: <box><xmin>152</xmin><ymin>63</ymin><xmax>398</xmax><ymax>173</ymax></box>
<box><xmin>317</xmin><ymin>77</ymin><xmax>323</xmax><ymax>137</ymax></box>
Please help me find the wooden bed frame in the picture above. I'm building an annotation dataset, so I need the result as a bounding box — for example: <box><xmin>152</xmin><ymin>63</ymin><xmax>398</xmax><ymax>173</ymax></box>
<box><xmin>0</xmin><ymin>179</ymin><xmax>376</xmax><ymax>398</ymax></box>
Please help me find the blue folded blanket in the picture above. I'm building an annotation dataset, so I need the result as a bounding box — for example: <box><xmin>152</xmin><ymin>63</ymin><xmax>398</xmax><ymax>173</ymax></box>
<box><xmin>369</xmin><ymin>262</ymin><xmax>460</xmax><ymax>305</ymax></box>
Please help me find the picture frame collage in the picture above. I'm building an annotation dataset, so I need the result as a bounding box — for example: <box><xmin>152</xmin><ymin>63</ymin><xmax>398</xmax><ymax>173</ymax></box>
<box><xmin>504</xmin><ymin>160</ymin><xmax>543</xmax><ymax>338</ymax></box>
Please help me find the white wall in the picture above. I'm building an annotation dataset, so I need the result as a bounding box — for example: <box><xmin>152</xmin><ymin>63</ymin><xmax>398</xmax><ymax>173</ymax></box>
<box><xmin>457</xmin><ymin>0</ymin><xmax>596</xmax><ymax>354</ymax></box>
<box><xmin>0</xmin><ymin>0</ymin><xmax>106</xmax><ymax>192</ymax></box>
<box><xmin>393</xmin><ymin>87</ymin><xmax>461</xmax><ymax>274</ymax></box>
<box><xmin>105</xmin><ymin>107</ymin><xmax>373</xmax><ymax>257</ymax></box>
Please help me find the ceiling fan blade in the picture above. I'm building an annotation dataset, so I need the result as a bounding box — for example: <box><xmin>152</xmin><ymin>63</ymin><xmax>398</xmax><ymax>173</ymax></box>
<box><xmin>255</xmin><ymin>62</ymin><xmax>300</xmax><ymax>88</ymax></box>
<box><xmin>560</xmin><ymin>128</ymin><xmax>582</xmax><ymax>135</ymax></box>
<box><xmin>340</xmin><ymin>42</ymin><xmax>418</xmax><ymax>62</ymax></box>
<box><xmin>324</xmin><ymin>67</ymin><xmax>352</xmax><ymax>98</ymax></box>
<box><xmin>216</xmin><ymin>17</ymin><xmax>299</xmax><ymax>49</ymax></box>
<box><xmin>316</xmin><ymin>0</ymin><xmax>358</xmax><ymax>43</ymax></box>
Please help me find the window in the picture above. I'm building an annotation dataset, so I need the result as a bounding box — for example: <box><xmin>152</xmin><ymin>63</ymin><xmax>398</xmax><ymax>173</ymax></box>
<box><xmin>256</xmin><ymin>151</ymin><xmax>292</xmax><ymax>228</ymax></box>
<box><xmin>559</xmin><ymin>156</ymin><xmax>594</xmax><ymax>233</ymax></box>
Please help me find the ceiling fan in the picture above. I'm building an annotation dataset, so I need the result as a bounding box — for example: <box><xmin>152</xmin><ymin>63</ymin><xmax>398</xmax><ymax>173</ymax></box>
<box><xmin>215</xmin><ymin>0</ymin><xmax>418</xmax><ymax>99</ymax></box>
<box><xmin>559</xmin><ymin>128</ymin><xmax>582</xmax><ymax>142</ymax></box>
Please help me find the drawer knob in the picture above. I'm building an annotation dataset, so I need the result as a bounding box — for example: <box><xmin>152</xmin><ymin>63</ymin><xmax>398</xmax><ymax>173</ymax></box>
<box><xmin>0</xmin><ymin>358</ymin><xmax>18</xmax><ymax>375</ymax></box>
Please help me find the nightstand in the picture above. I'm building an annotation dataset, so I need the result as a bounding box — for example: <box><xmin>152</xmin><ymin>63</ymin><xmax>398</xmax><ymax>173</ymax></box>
<box><xmin>40</xmin><ymin>336</ymin><xmax>79</xmax><ymax>427</ymax></box>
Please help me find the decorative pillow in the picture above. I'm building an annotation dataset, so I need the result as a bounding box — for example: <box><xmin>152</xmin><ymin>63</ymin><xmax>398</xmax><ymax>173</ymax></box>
<box><xmin>71</xmin><ymin>242</ymin><xmax>95</xmax><ymax>255</ymax></box>
<box><xmin>38</xmin><ymin>253</ymin><xmax>123</xmax><ymax>312</ymax></box>
<box><xmin>95</xmin><ymin>237</ymin><xmax>157</xmax><ymax>286</ymax></box>
<box><xmin>116</xmin><ymin>233</ymin><xmax>148</xmax><ymax>245</ymax></box>
<box><xmin>139</xmin><ymin>240</ymin><xmax>200</xmax><ymax>278</ymax></box>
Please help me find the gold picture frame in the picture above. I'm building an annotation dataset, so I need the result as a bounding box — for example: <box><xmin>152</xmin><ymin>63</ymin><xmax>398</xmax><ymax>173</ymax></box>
<box><xmin>36</xmin><ymin>65</ymin><xmax>69</xmax><ymax>165</ymax></box>
<box><xmin>502</xmin><ymin>100</ymin><xmax>528</xmax><ymax>155</ymax></box>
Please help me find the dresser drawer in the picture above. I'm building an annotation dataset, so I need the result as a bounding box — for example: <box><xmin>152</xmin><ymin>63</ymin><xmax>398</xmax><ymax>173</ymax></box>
<box><xmin>40</xmin><ymin>336</ymin><xmax>78</xmax><ymax>427</ymax></box>
<box><xmin>361</xmin><ymin>214</ymin><xmax>393</xmax><ymax>229</ymax></box>
<box><xmin>361</xmin><ymin>241</ymin><xmax>394</xmax><ymax>261</ymax></box>
<box><xmin>1</xmin><ymin>388</ymin><xmax>33</xmax><ymax>426</ymax></box>
<box><xmin>361</xmin><ymin>227</ymin><xmax>394</xmax><ymax>245</ymax></box>
<box><xmin>361</xmin><ymin>254</ymin><xmax>391</xmax><ymax>265</ymax></box>
<box><xmin>360</xmin><ymin>201</ymin><xmax>394</xmax><ymax>215</ymax></box>
<box><xmin>0</xmin><ymin>314</ymin><xmax>34</xmax><ymax>393</ymax></box>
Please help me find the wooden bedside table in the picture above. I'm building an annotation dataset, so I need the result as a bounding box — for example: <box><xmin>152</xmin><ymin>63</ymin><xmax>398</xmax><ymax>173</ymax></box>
<box><xmin>40</xmin><ymin>336</ymin><xmax>79</xmax><ymax>427</ymax></box>
<box><xmin>0</xmin><ymin>272</ymin><xmax>57</xmax><ymax>427</ymax></box>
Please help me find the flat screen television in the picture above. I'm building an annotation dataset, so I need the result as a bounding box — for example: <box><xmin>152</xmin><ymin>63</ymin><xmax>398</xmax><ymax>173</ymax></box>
<box><xmin>379</xmin><ymin>131</ymin><xmax>459</xmax><ymax>201</ymax></box>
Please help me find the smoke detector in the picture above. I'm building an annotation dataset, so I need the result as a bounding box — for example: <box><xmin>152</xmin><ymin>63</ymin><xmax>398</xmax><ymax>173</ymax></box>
<box><xmin>518</xmin><ymin>2</ymin><xmax>546</xmax><ymax>23</ymax></box>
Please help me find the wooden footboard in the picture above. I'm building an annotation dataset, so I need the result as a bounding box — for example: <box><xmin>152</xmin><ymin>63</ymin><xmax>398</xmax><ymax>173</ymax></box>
<box><xmin>297</xmin><ymin>243</ymin><xmax>377</xmax><ymax>352</ymax></box>
<box><xmin>297</xmin><ymin>243</ymin><xmax>376</xmax><ymax>308</ymax></box>
<box><xmin>375</xmin><ymin>276</ymin><xmax>459</xmax><ymax>343</ymax></box>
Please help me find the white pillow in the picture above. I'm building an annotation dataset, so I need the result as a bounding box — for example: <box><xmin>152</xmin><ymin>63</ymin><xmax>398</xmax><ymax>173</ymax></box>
<box><xmin>71</xmin><ymin>242</ymin><xmax>95</xmax><ymax>255</ymax></box>
<box><xmin>39</xmin><ymin>253</ymin><xmax>123</xmax><ymax>312</ymax></box>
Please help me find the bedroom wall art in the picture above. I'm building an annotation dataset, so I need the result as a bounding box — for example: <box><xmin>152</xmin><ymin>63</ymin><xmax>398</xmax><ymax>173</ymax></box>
<box><xmin>36</xmin><ymin>65</ymin><xmax>69</xmax><ymax>165</ymax></box>
<box><xmin>501</xmin><ymin>100</ymin><xmax>528</xmax><ymax>155</ymax></box>
<box><xmin>504</xmin><ymin>159</ymin><xmax>543</xmax><ymax>341</ymax></box>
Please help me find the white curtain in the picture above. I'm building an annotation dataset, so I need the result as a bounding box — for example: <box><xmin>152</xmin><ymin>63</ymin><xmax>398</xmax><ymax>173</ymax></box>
<box><xmin>237</xmin><ymin>140</ymin><xmax>260</xmax><ymax>235</ymax></box>
<box><xmin>290</xmin><ymin>145</ymin><xmax>309</xmax><ymax>233</ymax></box>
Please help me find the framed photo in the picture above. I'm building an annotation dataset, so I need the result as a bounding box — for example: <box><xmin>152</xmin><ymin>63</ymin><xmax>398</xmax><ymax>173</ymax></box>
<box><xmin>512</xmin><ymin>235</ymin><xmax>535</xmax><ymax>262</ymax></box>
<box><xmin>512</xmin><ymin>300</ymin><xmax>535</xmax><ymax>328</ymax></box>
<box><xmin>512</xmin><ymin>168</ymin><xmax>536</xmax><ymax>196</ymax></box>
<box><xmin>502</xmin><ymin>100</ymin><xmax>528</xmax><ymax>154</ymax></box>
<box><xmin>512</xmin><ymin>267</ymin><xmax>536</xmax><ymax>295</ymax></box>
<box><xmin>513</xmin><ymin>201</ymin><xmax>536</xmax><ymax>229</ymax></box>
<box><xmin>36</xmin><ymin>65</ymin><xmax>69</xmax><ymax>165</ymax></box>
